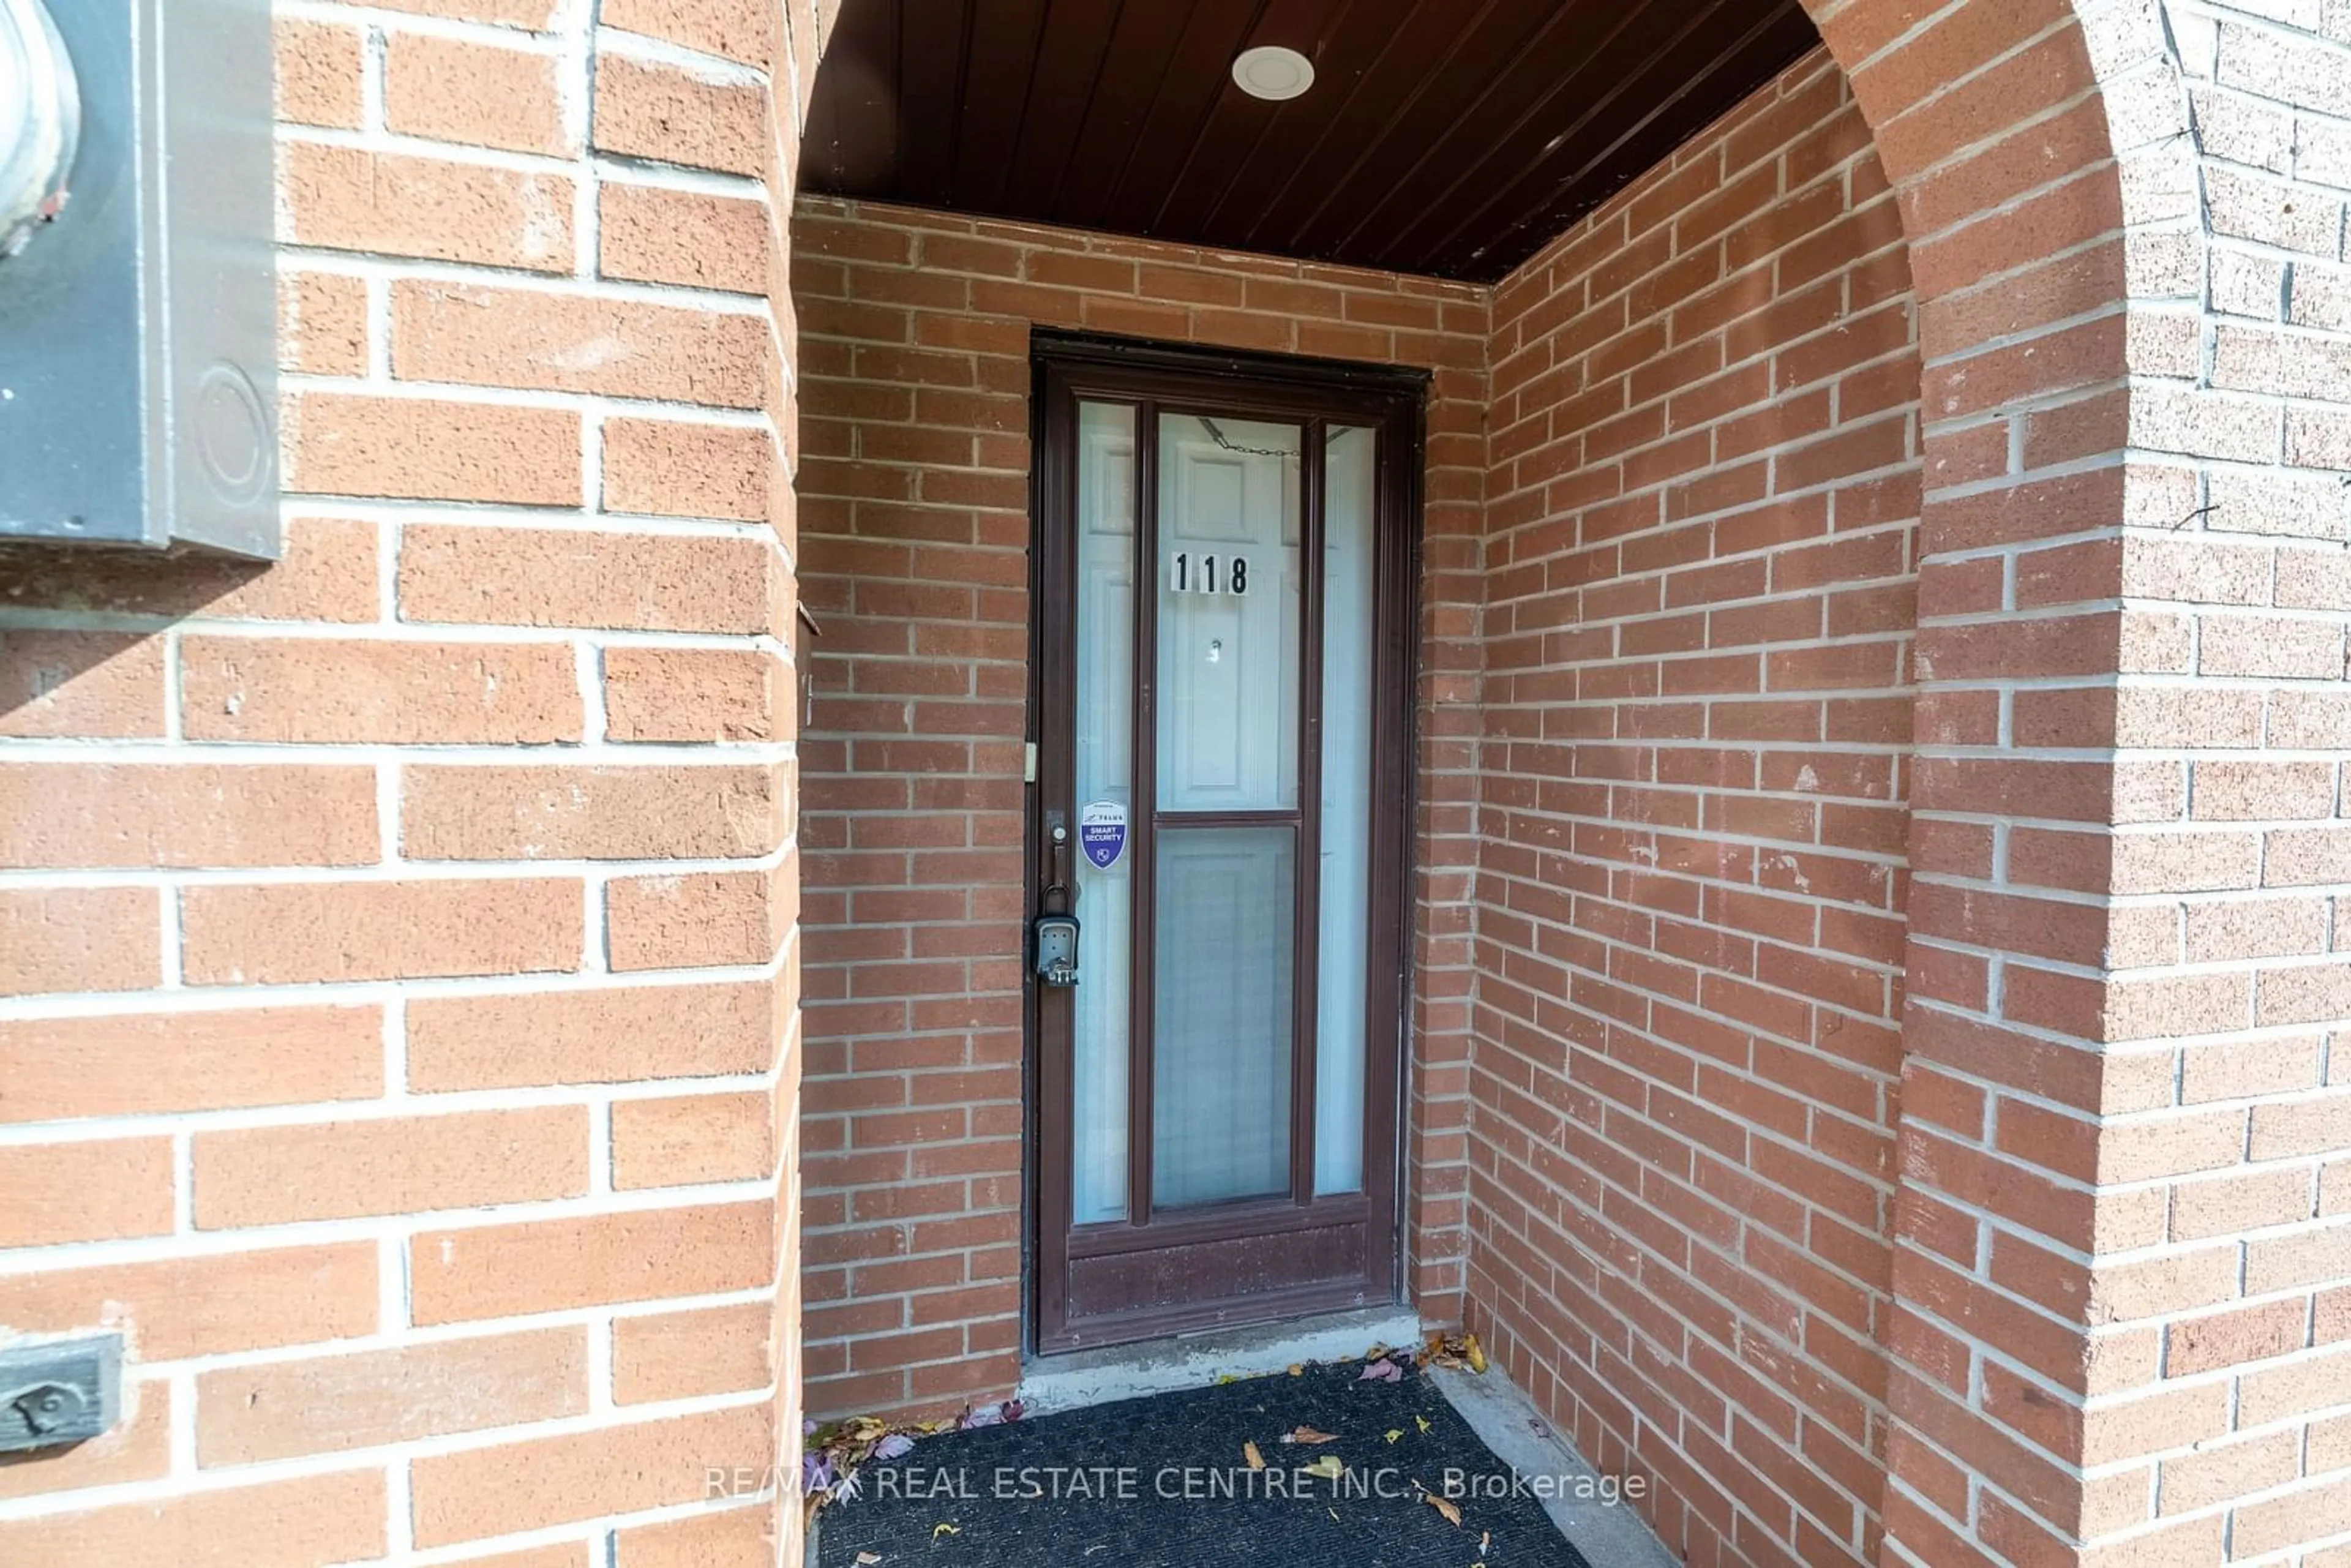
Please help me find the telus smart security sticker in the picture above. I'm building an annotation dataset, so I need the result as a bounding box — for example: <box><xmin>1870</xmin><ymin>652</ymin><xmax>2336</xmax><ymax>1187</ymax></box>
<box><xmin>1079</xmin><ymin>800</ymin><xmax>1127</xmax><ymax>871</ymax></box>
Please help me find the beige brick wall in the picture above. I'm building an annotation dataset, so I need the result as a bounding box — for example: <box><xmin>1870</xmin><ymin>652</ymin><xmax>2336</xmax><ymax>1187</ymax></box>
<box><xmin>0</xmin><ymin>0</ymin><xmax>822</xmax><ymax>1561</ymax></box>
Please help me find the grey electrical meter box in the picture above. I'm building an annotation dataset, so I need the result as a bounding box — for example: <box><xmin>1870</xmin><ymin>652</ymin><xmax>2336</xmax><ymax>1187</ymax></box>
<box><xmin>0</xmin><ymin>0</ymin><xmax>279</xmax><ymax>559</ymax></box>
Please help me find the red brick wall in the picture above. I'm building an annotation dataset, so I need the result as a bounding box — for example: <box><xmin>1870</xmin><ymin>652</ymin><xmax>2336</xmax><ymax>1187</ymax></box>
<box><xmin>790</xmin><ymin>198</ymin><xmax>1489</xmax><ymax>1417</ymax></box>
<box><xmin>1</xmin><ymin>2</ymin><xmax>2342</xmax><ymax>1563</ymax></box>
<box><xmin>1466</xmin><ymin>52</ymin><xmax>1918</xmax><ymax>1568</ymax></box>
<box><xmin>12</xmin><ymin>1</ymin><xmax>2351</xmax><ymax>1564</ymax></box>
<box><xmin>0</xmin><ymin>0</ymin><xmax>815</xmax><ymax>1561</ymax></box>
<box><xmin>1817</xmin><ymin>1</ymin><xmax>2351</xmax><ymax>1561</ymax></box>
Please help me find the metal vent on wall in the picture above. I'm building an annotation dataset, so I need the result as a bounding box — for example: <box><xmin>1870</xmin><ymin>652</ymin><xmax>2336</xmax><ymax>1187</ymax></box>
<box><xmin>0</xmin><ymin>0</ymin><xmax>279</xmax><ymax>559</ymax></box>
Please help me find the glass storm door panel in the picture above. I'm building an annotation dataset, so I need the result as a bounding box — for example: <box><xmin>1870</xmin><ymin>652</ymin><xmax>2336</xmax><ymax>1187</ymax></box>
<box><xmin>1155</xmin><ymin>415</ymin><xmax>1301</xmax><ymax>812</ymax></box>
<box><xmin>1152</xmin><ymin>825</ymin><xmax>1295</xmax><ymax>1206</ymax></box>
<box><xmin>1314</xmin><ymin>424</ymin><xmax>1378</xmax><ymax>1196</ymax></box>
<box><xmin>1150</xmin><ymin>413</ymin><xmax>1303</xmax><ymax>1209</ymax></box>
<box><xmin>1069</xmin><ymin>400</ymin><xmax>1136</xmax><ymax>1225</ymax></box>
<box><xmin>1033</xmin><ymin>346</ymin><xmax>1418</xmax><ymax>1355</ymax></box>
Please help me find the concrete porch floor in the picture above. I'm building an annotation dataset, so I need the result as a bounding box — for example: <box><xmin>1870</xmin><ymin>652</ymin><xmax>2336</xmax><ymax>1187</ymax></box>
<box><xmin>962</xmin><ymin>1307</ymin><xmax>1673</xmax><ymax>1568</ymax></box>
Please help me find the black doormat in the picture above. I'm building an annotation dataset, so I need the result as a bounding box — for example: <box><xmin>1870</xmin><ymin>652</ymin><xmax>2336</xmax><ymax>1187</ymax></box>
<box><xmin>812</xmin><ymin>1360</ymin><xmax>1599</xmax><ymax>1567</ymax></box>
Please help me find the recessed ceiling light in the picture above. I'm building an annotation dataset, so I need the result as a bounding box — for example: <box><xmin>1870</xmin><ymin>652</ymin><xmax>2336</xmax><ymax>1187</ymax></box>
<box><xmin>1232</xmin><ymin>45</ymin><xmax>1314</xmax><ymax>102</ymax></box>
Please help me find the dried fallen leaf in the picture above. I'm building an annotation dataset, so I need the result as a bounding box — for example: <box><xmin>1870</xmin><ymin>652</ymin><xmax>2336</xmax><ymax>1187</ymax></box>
<box><xmin>856</xmin><ymin>1556</ymin><xmax>883</xmax><ymax>1566</ymax></box>
<box><xmin>1243</xmin><ymin>1441</ymin><xmax>1265</xmax><ymax>1470</ymax></box>
<box><xmin>1358</xmin><ymin>1358</ymin><xmax>1403</xmax><ymax>1383</ymax></box>
<box><xmin>1385</xmin><ymin>1428</ymin><xmax>1404</xmax><ymax>1444</ymax></box>
<box><xmin>1424</xmin><ymin>1491</ymin><xmax>1463</xmax><ymax>1528</ymax></box>
<box><xmin>1287</xmin><ymin>1363</ymin><xmax>1304</xmax><ymax>1376</ymax></box>
<box><xmin>1303</xmin><ymin>1454</ymin><xmax>1345</xmax><ymax>1480</ymax></box>
<box><xmin>1285</xmin><ymin>1425</ymin><xmax>1340</xmax><ymax>1444</ymax></box>
<box><xmin>1416</xmin><ymin>1415</ymin><xmax>1432</xmax><ymax>1434</ymax></box>
<box><xmin>932</xmin><ymin>1523</ymin><xmax>960</xmax><ymax>1540</ymax></box>
<box><xmin>1462</xmin><ymin>1333</ymin><xmax>1488</xmax><ymax>1374</ymax></box>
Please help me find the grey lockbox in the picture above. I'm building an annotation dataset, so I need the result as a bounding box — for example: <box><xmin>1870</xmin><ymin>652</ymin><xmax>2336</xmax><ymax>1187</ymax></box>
<box><xmin>0</xmin><ymin>1333</ymin><xmax>121</xmax><ymax>1453</ymax></box>
<box><xmin>0</xmin><ymin>0</ymin><xmax>279</xmax><ymax>558</ymax></box>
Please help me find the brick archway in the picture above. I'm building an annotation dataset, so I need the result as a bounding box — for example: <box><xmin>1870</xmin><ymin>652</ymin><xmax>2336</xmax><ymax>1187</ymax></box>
<box><xmin>1781</xmin><ymin>5</ymin><xmax>2206</xmax><ymax>1567</ymax></box>
<box><xmin>785</xmin><ymin>2</ymin><xmax>2351</xmax><ymax>1565</ymax></box>
<box><xmin>1450</xmin><ymin>1</ymin><xmax>2163</xmax><ymax>1557</ymax></box>
<box><xmin>1780</xmin><ymin>4</ymin><xmax>2351</xmax><ymax>1567</ymax></box>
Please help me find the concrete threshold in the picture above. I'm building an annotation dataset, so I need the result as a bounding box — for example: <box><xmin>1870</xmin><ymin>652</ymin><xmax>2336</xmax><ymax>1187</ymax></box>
<box><xmin>1016</xmin><ymin>1304</ymin><xmax>1425</xmax><ymax>1413</ymax></box>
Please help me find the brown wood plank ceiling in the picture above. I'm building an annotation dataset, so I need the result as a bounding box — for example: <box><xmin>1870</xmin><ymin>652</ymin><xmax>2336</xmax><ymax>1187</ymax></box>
<box><xmin>804</xmin><ymin>0</ymin><xmax>1822</xmax><ymax>283</ymax></box>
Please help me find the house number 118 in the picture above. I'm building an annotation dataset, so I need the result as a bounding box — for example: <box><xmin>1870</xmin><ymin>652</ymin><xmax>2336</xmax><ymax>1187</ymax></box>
<box><xmin>1169</xmin><ymin>552</ymin><xmax>1248</xmax><ymax>596</ymax></box>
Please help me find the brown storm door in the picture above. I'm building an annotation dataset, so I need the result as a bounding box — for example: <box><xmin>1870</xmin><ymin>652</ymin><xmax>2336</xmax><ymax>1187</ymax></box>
<box><xmin>1029</xmin><ymin>336</ymin><xmax>1423</xmax><ymax>1353</ymax></box>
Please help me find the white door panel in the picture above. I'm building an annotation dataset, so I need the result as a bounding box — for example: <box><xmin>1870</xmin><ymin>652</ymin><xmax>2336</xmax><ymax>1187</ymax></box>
<box><xmin>1156</xmin><ymin>417</ymin><xmax>1300</xmax><ymax>813</ymax></box>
